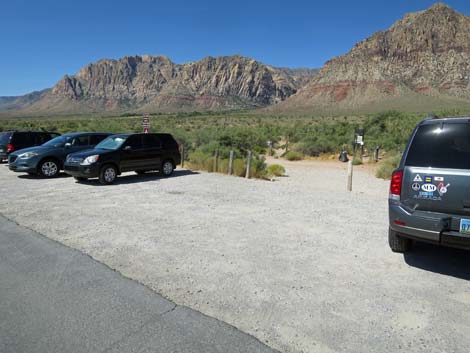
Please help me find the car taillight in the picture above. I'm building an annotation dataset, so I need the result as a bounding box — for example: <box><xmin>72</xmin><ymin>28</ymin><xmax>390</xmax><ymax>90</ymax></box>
<box><xmin>390</xmin><ymin>169</ymin><xmax>403</xmax><ymax>200</ymax></box>
<box><xmin>7</xmin><ymin>144</ymin><xmax>14</xmax><ymax>152</ymax></box>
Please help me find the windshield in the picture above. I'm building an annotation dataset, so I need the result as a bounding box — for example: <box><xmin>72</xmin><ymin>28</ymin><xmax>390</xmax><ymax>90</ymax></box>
<box><xmin>42</xmin><ymin>135</ymin><xmax>73</xmax><ymax>148</ymax></box>
<box><xmin>95</xmin><ymin>136</ymin><xmax>127</xmax><ymax>150</ymax></box>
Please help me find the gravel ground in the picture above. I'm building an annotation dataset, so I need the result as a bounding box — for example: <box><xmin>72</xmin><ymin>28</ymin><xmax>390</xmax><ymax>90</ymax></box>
<box><xmin>1</xmin><ymin>160</ymin><xmax>470</xmax><ymax>353</ymax></box>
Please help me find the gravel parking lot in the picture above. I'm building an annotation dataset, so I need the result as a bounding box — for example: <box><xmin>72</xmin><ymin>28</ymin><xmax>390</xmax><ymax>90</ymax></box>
<box><xmin>1</xmin><ymin>160</ymin><xmax>470</xmax><ymax>353</ymax></box>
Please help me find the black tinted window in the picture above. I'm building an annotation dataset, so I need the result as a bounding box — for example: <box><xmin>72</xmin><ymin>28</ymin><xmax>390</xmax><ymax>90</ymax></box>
<box><xmin>12</xmin><ymin>132</ymin><xmax>31</xmax><ymax>144</ymax></box>
<box><xmin>406</xmin><ymin>123</ymin><xmax>470</xmax><ymax>169</ymax></box>
<box><xmin>125</xmin><ymin>135</ymin><xmax>143</xmax><ymax>149</ymax></box>
<box><xmin>71</xmin><ymin>135</ymin><xmax>90</xmax><ymax>146</ymax></box>
<box><xmin>34</xmin><ymin>133</ymin><xmax>51</xmax><ymax>145</ymax></box>
<box><xmin>90</xmin><ymin>134</ymin><xmax>109</xmax><ymax>145</ymax></box>
<box><xmin>143</xmin><ymin>134</ymin><xmax>162</xmax><ymax>148</ymax></box>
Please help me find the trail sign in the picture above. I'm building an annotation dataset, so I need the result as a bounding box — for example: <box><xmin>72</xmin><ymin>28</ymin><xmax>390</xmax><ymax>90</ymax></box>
<box><xmin>142</xmin><ymin>113</ymin><xmax>150</xmax><ymax>133</ymax></box>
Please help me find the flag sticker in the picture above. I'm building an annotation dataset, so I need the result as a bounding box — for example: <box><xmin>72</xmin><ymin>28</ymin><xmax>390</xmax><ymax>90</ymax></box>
<box><xmin>425</xmin><ymin>176</ymin><xmax>433</xmax><ymax>183</ymax></box>
<box><xmin>434</xmin><ymin>176</ymin><xmax>444</xmax><ymax>182</ymax></box>
<box><xmin>413</xmin><ymin>174</ymin><xmax>423</xmax><ymax>182</ymax></box>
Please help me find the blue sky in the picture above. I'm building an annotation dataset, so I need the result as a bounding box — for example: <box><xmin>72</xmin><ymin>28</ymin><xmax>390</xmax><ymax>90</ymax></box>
<box><xmin>1</xmin><ymin>0</ymin><xmax>470</xmax><ymax>96</ymax></box>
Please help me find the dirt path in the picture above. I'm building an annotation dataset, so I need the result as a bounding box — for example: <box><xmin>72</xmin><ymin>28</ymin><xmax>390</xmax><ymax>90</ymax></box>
<box><xmin>0</xmin><ymin>162</ymin><xmax>469</xmax><ymax>353</ymax></box>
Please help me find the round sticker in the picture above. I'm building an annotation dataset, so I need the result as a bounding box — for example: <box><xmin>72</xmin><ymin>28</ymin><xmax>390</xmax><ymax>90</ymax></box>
<box><xmin>412</xmin><ymin>183</ymin><xmax>421</xmax><ymax>191</ymax></box>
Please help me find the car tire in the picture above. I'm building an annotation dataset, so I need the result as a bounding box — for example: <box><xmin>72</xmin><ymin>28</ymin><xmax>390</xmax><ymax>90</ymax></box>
<box><xmin>99</xmin><ymin>164</ymin><xmax>117</xmax><ymax>185</ymax></box>
<box><xmin>389</xmin><ymin>228</ymin><xmax>412</xmax><ymax>253</ymax></box>
<box><xmin>38</xmin><ymin>159</ymin><xmax>60</xmax><ymax>178</ymax></box>
<box><xmin>160</xmin><ymin>160</ymin><xmax>174</xmax><ymax>177</ymax></box>
<box><xmin>74</xmin><ymin>177</ymin><xmax>87</xmax><ymax>182</ymax></box>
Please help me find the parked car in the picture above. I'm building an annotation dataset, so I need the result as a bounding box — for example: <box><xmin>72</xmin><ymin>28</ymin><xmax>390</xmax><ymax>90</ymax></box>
<box><xmin>389</xmin><ymin>117</ymin><xmax>470</xmax><ymax>253</ymax></box>
<box><xmin>0</xmin><ymin>130</ymin><xmax>60</xmax><ymax>162</ymax></box>
<box><xmin>8</xmin><ymin>132</ymin><xmax>112</xmax><ymax>177</ymax></box>
<box><xmin>64</xmin><ymin>133</ymin><xmax>181</xmax><ymax>184</ymax></box>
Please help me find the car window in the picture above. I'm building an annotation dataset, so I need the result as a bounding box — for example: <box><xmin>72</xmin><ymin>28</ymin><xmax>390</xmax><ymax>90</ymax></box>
<box><xmin>90</xmin><ymin>134</ymin><xmax>109</xmax><ymax>145</ymax></box>
<box><xmin>71</xmin><ymin>135</ymin><xmax>90</xmax><ymax>146</ymax></box>
<box><xmin>0</xmin><ymin>132</ymin><xmax>12</xmax><ymax>144</ymax></box>
<box><xmin>34</xmin><ymin>133</ymin><xmax>51</xmax><ymax>145</ymax></box>
<box><xmin>125</xmin><ymin>135</ymin><xmax>144</xmax><ymax>149</ymax></box>
<box><xmin>143</xmin><ymin>134</ymin><xmax>162</xmax><ymax>148</ymax></box>
<box><xmin>406</xmin><ymin>123</ymin><xmax>470</xmax><ymax>169</ymax></box>
<box><xmin>12</xmin><ymin>132</ymin><xmax>31</xmax><ymax>145</ymax></box>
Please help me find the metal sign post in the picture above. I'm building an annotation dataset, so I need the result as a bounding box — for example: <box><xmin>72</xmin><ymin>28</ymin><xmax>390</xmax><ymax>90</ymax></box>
<box><xmin>353</xmin><ymin>128</ymin><xmax>365</xmax><ymax>158</ymax></box>
<box><xmin>142</xmin><ymin>113</ymin><xmax>150</xmax><ymax>133</ymax></box>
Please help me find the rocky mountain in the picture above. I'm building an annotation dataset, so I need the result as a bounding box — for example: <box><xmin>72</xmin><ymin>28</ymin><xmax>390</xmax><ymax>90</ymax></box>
<box><xmin>0</xmin><ymin>89</ymin><xmax>50</xmax><ymax>112</ymax></box>
<box><xmin>276</xmin><ymin>3</ymin><xmax>470</xmax><ymax>114</ymax></box>
<box><xmin>5</xmin><ymin>55</ymin><xmax>318</xmax><ymax>115</ymax></box>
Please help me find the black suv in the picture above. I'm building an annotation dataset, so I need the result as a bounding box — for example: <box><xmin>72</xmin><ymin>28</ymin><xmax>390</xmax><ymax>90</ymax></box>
<box><xmin>8</xmin><ymin>132</ymin><xmax>112</xmax><ymax>177</ymax></box>
<box><xmin>64</xmin><ymin>133</ymin><xmax>181</xmax><ymax>184</ymax></box>
<box><xmin>0</xmin><ymin>131</ymin><xmax>60</xmax><ymax>161</ymax></box>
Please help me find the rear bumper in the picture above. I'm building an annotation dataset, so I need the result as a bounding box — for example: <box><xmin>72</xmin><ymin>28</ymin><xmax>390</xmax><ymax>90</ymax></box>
<box><xmin>389</xmin><ymin>200</ymin><xmax>470</xmax><ymax>250</ymax></box>
<box><xmin>64</xmin><ymin>163</ymin><xmax>100</xmax><ymax>178</ymax></box>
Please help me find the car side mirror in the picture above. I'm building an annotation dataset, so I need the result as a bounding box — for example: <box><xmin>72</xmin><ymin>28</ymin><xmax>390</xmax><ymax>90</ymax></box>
<box><xmin>123</xmin><ymin>145</ymin><xmax>132</xmax><ymax>151</ymax></box>
<box><xmin>64</xmin><ymin>143</ymin><xmax>72</xmax><ymax>148</ymax></box>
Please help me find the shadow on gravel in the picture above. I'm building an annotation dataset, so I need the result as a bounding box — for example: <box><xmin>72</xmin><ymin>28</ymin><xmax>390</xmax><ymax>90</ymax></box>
<box><xmin>17</xmin><ymin>173</ymin><xmax>71</xmax><ymax>180</ymax></box>
<box><xmin>404</xmin><ymin>242</ymin><xmax>470</xmax><ymax>280</ymax></box>
<box><xmin>76</xmin><ymin>169</ymin><xmax>200</xmax><ymax>186</ymax></box>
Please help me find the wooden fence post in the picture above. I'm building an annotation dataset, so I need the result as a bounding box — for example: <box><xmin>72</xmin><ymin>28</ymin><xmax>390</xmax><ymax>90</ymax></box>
<box><xmin>228</xmin><ymin>150</ymin><xmax>234</xmax><ymax>175</ymax></box>
<box><xmin>245</xmin><ymin>151</ymin><xmax>252</xmax><ymax>179</ymax></box>
<box><xmin>181</xmin><ymin>145</ymin><xmax>185</xmax><ymax>168</ymax></box>
<box><xmin>214</xmin><ymin>149</ymin><xmax>219</xmax><ymax>173</ymax></box>
<box><xmin>347</xmin><ymin>159</ymin><xmax>353</xmax><ymax>192</ymax></box>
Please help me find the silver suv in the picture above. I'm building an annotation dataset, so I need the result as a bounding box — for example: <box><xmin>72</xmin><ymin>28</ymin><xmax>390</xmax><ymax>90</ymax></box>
<box><xmin>389</xmin><ymin>117</ymin><xmax>470</xmax><ymax>252</ymax></box>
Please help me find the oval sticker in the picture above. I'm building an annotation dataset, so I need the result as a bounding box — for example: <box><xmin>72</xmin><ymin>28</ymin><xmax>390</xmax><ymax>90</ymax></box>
<box><xmin>421</xmin><ymin>184</ymin><xmax>437</xmax><ymax>192</ymax></box>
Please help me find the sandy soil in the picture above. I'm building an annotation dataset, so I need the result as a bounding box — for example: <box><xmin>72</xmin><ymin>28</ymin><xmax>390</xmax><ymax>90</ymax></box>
<box><xmin>1</xmin><ymin>160</ymin><xmax>469</xmax><ymax>353</ymax></box>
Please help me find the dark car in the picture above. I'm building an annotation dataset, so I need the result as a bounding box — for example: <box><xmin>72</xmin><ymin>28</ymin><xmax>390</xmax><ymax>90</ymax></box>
<box><xmin>64</xmin><ymin>133</ymin><xmax>181</xmax><ymax>184</ymax></box>
<box><xmin>8</xmin><ymin>132</ymin><xmax>112</xmax><ymax>178</ymax></box>
<box><xmin>0</xmin><ymin>131</ymin><xmax>60</xmax><ymax>161</ymax></box>
<box><xmin>389</xmin><ymin>117</ymin><xmax>470</xmax><ymax>253</ymax></box>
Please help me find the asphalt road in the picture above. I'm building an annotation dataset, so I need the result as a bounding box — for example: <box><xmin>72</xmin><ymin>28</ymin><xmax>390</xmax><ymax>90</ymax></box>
<box><xmin>0</xmin><ymin>215</ymin><xmax>277</xmax><ymax>353</ymax></box>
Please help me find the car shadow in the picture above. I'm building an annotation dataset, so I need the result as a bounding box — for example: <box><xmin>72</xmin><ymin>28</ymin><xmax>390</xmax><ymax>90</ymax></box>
<box><xmin>76</xmin><ymin>169</ymin><xmax>199</xmax><ymax>186</ymax></box>
<box><xmin>404</xmin><ymin>242</ymin><xmax>470</xmax><ymax>280</ymax></box>
<box><xmin>17</xmin><ymin>172</ymin><xmax>71</xmax><ymax>179</ymax></box>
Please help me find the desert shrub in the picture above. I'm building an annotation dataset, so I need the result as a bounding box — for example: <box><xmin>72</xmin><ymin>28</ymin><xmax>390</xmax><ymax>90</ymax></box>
<box><xmin>352</xmin><ymin>157</ymin><xmax>363</xmax><ymax>165</ymax></box>
<box><xmin>267</xmin><ymin>164</ymin><xmax>285</xmax><ymax>177</ymax></box>
<box><xmin>233</xmin><ymin>159</ymin><xmax>246</xmax><ymax>177</ymax></box>
<box><xmin>376</xmin><ymin>153</ymin><xmax>401</xmax><ymax>179</ymax></box>
<box><xmin>283</xmin><ymin>151</ymin><xmax>304</xmax><ymax>161</ymax></box>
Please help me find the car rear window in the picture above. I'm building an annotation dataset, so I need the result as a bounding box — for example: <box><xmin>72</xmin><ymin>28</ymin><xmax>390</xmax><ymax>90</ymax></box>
<box><xmin>0</xmin><ymin>132</ymin><xmax>12</xmax><ymax>144</ymax></box>
<box><xmin>406</xmin><ymin>123</ymin><xmax>470</xmax><ymax>169</ymax></box>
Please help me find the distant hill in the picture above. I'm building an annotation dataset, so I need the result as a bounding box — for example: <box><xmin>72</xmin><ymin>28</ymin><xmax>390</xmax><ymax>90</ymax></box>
<box><xmin>274</xmin><ymin>3</ymin><xmax>470</xmax><ymax>114</ymax></box>
<box><xmin>0</xmin><ymin>56</ymin><xmax>318</xmax><ymax>116</ymax></box>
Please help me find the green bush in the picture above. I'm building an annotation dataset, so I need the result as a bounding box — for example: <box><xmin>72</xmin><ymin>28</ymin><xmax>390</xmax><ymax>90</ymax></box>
<box><xmin>267</xmin><ymin>164</ymin><xmax>285</xmax><ymax>177</ymax></box>
<box><xmin>376</xmin><ymin>153</ymin><xmax>401</xmax><ymax>179</ymax></box>
<box><xmin>352</xmin><ymin>157</ymin><xmax>363</xmax><ymax>165</ymax></box>
<box><xmin>283</xmin><ymin>151</ymin><xmax>304</xmax><ymax>161</ymax></box>
<box><xmin>233</xmin><ymin>159</ymin><xmax>246</xmax><ymax>177</ymax></box>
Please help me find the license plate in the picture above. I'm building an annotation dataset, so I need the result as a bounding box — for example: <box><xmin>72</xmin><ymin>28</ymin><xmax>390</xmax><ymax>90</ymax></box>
<box><xmin>459</xmin><ymin>219</ymin><xmax>470</xmax><ymax>235</ymax></box>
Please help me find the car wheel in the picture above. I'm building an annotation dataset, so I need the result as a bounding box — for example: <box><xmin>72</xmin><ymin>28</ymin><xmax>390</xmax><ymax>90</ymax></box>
<box><xmin>38</xmin><ymin>159</ymin><xmax>60</xmax><ymax>178</ymax></box>
<box><xmin>161</xmin><ymin>160</ymin><xmax>174</xmax><ymax>177</ymax></box>
<box><xmin>74</xmin><ymin>177</ymin><xmax>87</xmax><ymax>182</ymax></box>
<box><xmin>135</xmin><ymin>170</ymin><xmax>147</xmax><ymax>175</ymax></box>
<box><xmin>99</xmin><ymin>165</ymin><xmax>117</xmax><ymax>185</ymax></box>
<box><xmin>389</xmin><ymin>228</ymin><xmax>412</xmax><ymax>253</ymax></box>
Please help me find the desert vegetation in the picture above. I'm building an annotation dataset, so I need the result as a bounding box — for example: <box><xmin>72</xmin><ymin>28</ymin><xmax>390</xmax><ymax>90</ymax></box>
<box><xmin>1</xmin><ymin>109</ymin><xmax>467</xmax><ymax>179</ymax></box>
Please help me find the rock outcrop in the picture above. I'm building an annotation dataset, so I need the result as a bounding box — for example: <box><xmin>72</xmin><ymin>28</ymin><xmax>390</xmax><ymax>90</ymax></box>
<box><xmin>277</xmin><ymin>3</ymin><xmax>470</xmax><ymax>113</ymax></box>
